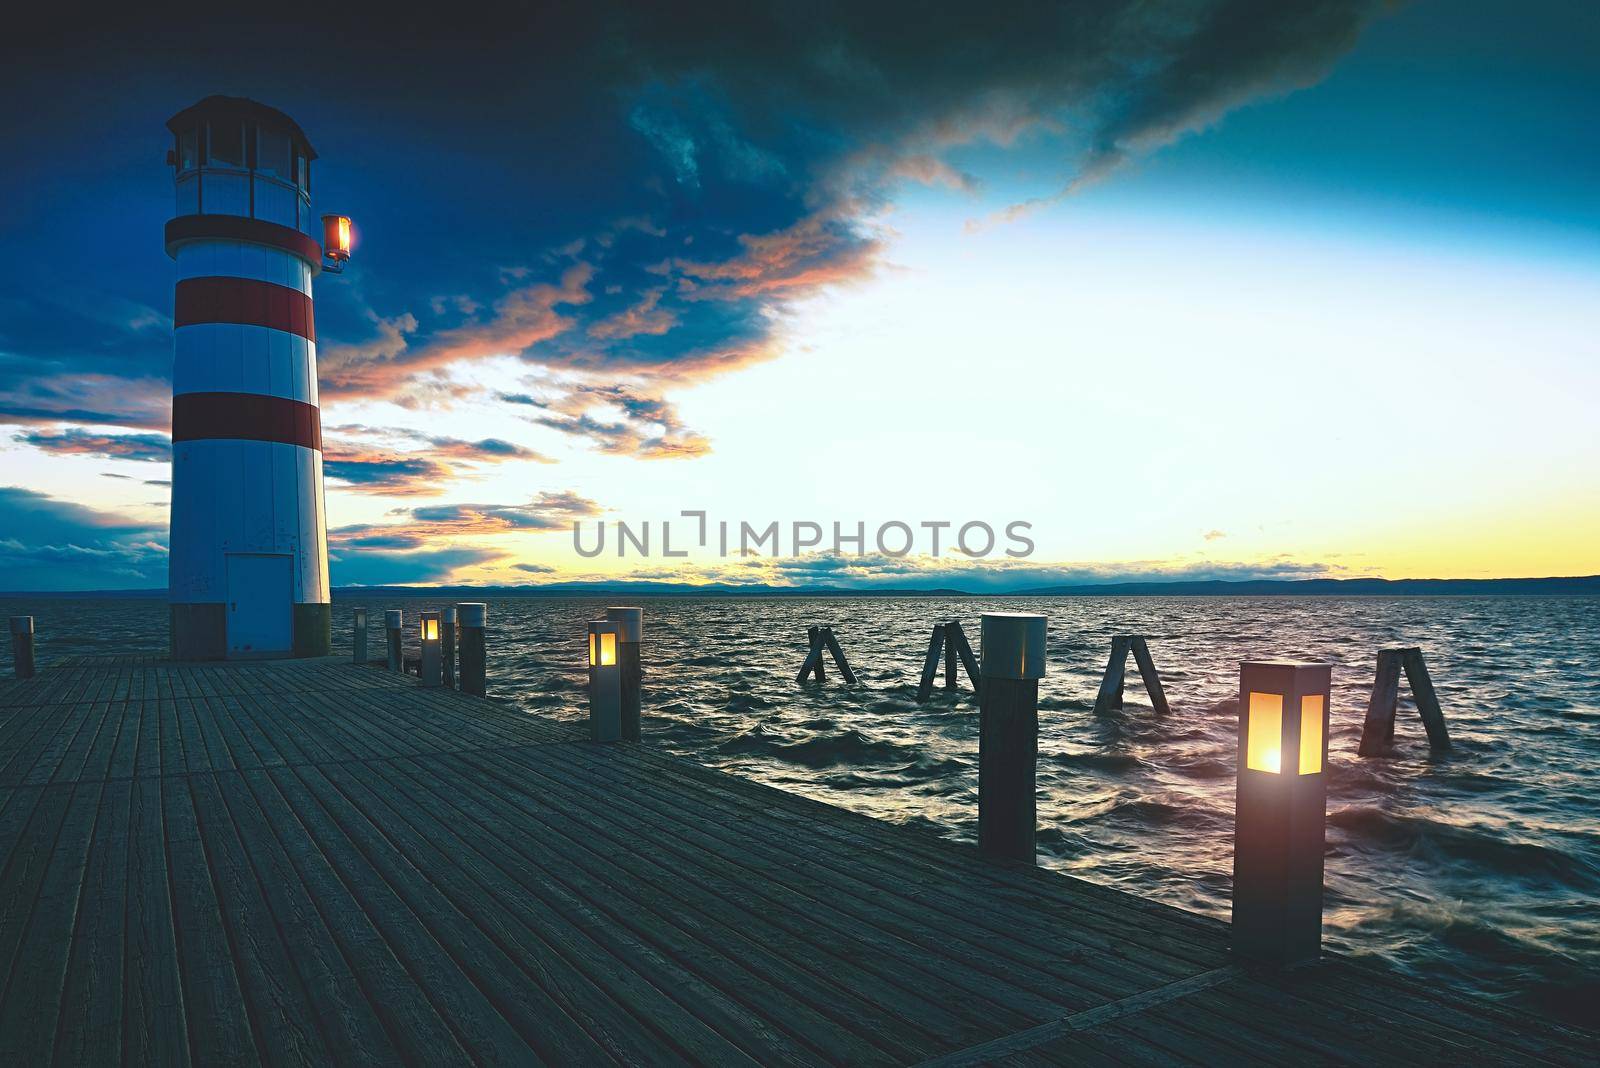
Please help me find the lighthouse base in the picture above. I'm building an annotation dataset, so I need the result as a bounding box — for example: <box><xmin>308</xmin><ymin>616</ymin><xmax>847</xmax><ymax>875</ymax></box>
<box><xmin>170</xmin><ymin>602</ymin><xmax>227</xmax><ymax>661</ymax></box>
<box><xmin>169</xmin><ymin>601</ymin><xmax>331</xmax><ymax>660</ymax></box>
<box><xmin>293</xmin><ymin>602</ymin><xmax>332</xmax><ymax>657</ymax></box>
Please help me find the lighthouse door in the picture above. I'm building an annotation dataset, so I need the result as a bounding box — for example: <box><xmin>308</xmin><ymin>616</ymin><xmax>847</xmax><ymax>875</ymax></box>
<box><xmin>226</xmin><ymin>553</ymin><xmax>293</xmax><ymax>657</ymax></box>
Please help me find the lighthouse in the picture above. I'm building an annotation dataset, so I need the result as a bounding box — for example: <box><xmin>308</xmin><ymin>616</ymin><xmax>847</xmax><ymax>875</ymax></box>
<box><xmin>165</xmin><ymin>96</ymin><xmax>336</xmax><ymax>659</ymax></box>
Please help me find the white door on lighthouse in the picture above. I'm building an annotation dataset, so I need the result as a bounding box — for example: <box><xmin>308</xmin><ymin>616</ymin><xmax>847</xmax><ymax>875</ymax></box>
<box><xmin>226</xmin><ymin>553</ymin><xmax>292</xmax><ymax>656</ymax></box>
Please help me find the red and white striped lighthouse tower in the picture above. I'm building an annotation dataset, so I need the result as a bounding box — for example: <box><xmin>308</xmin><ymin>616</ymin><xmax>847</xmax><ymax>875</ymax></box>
<box><xmin>165</xmin><ymin>96</ymin><xmax>333</xmax><ymax>659</ymax></box>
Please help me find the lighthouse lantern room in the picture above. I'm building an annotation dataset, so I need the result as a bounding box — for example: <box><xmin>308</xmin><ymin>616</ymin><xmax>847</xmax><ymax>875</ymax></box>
<box><xmin>165</xmin><ymin>96</ymin><xmax>336</xmax><ymax>659</ymax></box>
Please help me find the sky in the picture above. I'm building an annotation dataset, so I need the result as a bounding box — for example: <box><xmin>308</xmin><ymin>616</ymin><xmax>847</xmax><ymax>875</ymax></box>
<box><xmin>1</xmin><ymin>0</ymin><xmax>1597</xmax><ymax>591</ymax></box>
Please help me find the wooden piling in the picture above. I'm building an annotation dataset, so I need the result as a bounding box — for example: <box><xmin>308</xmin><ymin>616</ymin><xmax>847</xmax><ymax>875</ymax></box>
<box><xmin>947</xmin><ymin>623</ymin><xmax>982</xmax><ymax>695</ymax></box>
<box><xmin>916</xmin><ymin>625</ymin><xmax>945</xmax><ymax>702</ymax></box>
<box><xmin>1093</xmin><ymin>635</ymin><xmax>1133</xmax><ymax>712</ymax></box>
<box><xmin>1360</xmin><ymin>647</ymin><xmax>1450</xmax><ymax>754</ymax></box>
<box><xmin>1094</xmin><ymin>635</ymin><xmax>1168</xmax><ymax>714</ymax></box>
<box><xmin>605</xmin><ymin>607</ymin><xmax>644</xmax><ymax>742</ymax></box>
<box><xmin>8</xmin><ymin>616</ymin><xmax>35</xmax><ymax>680</ymax></box>
<box><xmin>384</xmin><ymin>609</ymin><xmax>403</xmax><ymax>672</ymax></box>
<box><xmin>1130</xmin><ymin>637</ymin><xmax>1171</xmax><ymax>716</ymax></box>
<box><xmin>796</xmin><ymin>627</ymin><xmax>825</xmax><ymax>684</ymax></box>
<box><xmin>977</xmin><ymin>613</ymin><xmax>1047</xmax><ymax>864</ymax></box>
<box><xmin>458</xmin><ymin>602</ymin><xmax>487</xmax><ymax>697</ymax></box>
<box><xmin>821</xmin><ymin>627</ymin><xmax>858</xmax><ymax>685</ymax></box>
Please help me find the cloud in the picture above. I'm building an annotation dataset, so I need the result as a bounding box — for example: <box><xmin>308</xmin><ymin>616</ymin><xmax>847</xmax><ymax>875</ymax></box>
<box><xmin>1204</xmin><ymin>529</ymin><xmax>1227</xmax><ymax>542</ymax></box>
<box><xmin>500</xmin><ymin>383</ymin><xmax>712</xmax><ymax>459</ymax></box>
<box><xmin>14</xmin><ymin>427</ymin><xmax>173</xmax><ymax>463</ymax></box>
<box><xmin>0</xmin><ymin>2</ymin><xmax>1392</xmax><ymax>496</ymax></box>
<box><xmin>329</xmin><ymin>546</ymin><xmax>505</xmax><ymax>587</ymax></box>
<box><xmin>328</xmin><ymin>490</ymin><xmax>602</xmax><ymax>552</ymax></box>
<box><xmin>513</xmin><ymin>562</ymin><xmax>557</xmax><ymax>574</ymax></box>
<box><xmin>320</xmin><ymin>426</ymin><xmax>557</xmax><ymax>495</ymax></box>
<box><xmin>0</xmin><ymin>486</ymin><xmax>166</xmax><ymax>591</ymax></box>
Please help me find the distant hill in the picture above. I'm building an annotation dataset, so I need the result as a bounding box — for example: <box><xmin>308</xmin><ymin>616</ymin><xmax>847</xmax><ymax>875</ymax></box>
<box><xmin>7</xmin><ymin>575</ymin><xmax>1597</xmax><ymax>598</ymax></box>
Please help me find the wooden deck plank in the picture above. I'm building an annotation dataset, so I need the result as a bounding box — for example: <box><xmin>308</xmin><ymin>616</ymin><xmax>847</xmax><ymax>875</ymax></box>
<box><xmin>324</xmin><ymin>756</ymin><xmax>744</xmax><ymax>1066</ymax></box>
<box><xmin>0</xmin><ymin>656</ymin><xmax>1592</xmax><ymax>1067</ymax></box>
<box><xmin>351</xmin><ymin>754</ymin><xmax>822</xmax><ymax>1066</ymax></box>
<box><xmin>239</xmin><ymin>768</ymin><xmax>472</xmax><ymax>1066</ymax></box>
<box><xmin>123</xmin><ymin>776</ymin><xmax>191</xmax><ymax>1066</ymax></box>
<box><xmin>54</xmin><ymin>776</ymin><xmax>132</xmax><ymax>1066</ymax></box>
<box><xmin>262</xmin><ymin>765</ymin><xmax>544</xmax><ymax>1065</ymax></box>
<box><xmin>0</xmin><ymin>780</ymin><xmax>104</xmax><ymax>1064</ymax></box>
<box><xmin>162</xmin><ymin>772</ymin><xmax>261</xmax><ymax>1067</ymax></box>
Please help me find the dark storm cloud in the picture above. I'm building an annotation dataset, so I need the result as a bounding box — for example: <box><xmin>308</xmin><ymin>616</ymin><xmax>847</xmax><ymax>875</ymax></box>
<box><xmin>0</xmin><ymin>486</ymin><xmax>166</xmax><ymax>590</ymax></box>
<box><xmin>0</xmin><ymin>2</ymin><xmax>1392</xmax><ymax>454</ymax></box>
<box><xmin>15</xmin><ymin>427</ymin><xmax>173</xmax><ymax>463</ymax></box>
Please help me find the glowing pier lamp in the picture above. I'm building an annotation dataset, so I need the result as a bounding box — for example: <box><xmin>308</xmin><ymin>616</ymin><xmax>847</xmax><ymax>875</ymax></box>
<box><xmin>1232</xmin><ymin>660</ymin><xmax>1333</xmax><ymax>965</ymax></box>
<box><xmin>322</xmin><ymin>214</ymin><xmax>352</xmax><ymax>271</ymax></box>
<box><xmin>588</xmin><ymin>620</ymin><xmax>623</xmax><ymax>742</ymax></box>
<box><xmin>419</xmin><ymin>610</ymin><xmax>442</xmax><ymax>687</ymax></box>
<box><xmin>351</xmin><ymin>607</ymin><xmax>369</xmax><ymax>665</ymax></box>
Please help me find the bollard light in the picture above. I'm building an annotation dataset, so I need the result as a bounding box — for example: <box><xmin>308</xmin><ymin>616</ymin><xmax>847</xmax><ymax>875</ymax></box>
<box><xmin>419</xmin><ymin>609</ymin><xmax>442</xmax><ymax>687</ymax></box>
<box><xmin>1232</xmin><ymin>659</ymin><xmax>1332</xmax><ymax>965</ymax></box>
<box><xmin>604</xmin><ymin>606</ymin><xmax>644</xmax><ymax>742</ymax></box>
<box><xmin>977</xmin><ymin>612</ymin><xmax>1048</xmax><ymax>864</ymax></box>
<box><xmin>588</xmin><ymin>619</ymin><xmax>623</xmax><ymax>742</ymax></box>
<box><xmin>352</xmin><ymin>606</ymin><xmax>369</xmax><ymax>664</ymax></box>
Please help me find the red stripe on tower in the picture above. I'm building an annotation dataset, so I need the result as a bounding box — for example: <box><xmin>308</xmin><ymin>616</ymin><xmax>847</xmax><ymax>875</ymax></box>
<box><xmin>174</xmin><ymin>276</ymin><xmax>316</xmax><ymax>341</ymax></box>
<box><xmin>171</xmin><ymin>392</ymin><xmax>323</xmax><ymax>451</ymax></box>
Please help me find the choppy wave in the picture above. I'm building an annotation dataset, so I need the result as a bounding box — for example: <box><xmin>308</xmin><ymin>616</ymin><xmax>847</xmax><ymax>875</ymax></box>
<box><xmin>5</xmin><ymin>592</ymin><xmax>1597</xmax><ymax>1028</ymax></box>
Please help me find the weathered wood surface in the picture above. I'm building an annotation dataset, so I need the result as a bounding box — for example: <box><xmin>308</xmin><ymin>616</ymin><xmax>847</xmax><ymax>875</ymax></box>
<box><xmin>0</xmin><ymin>657</ymin><xmax>1590</xmax><ymax>1066</ymax></box>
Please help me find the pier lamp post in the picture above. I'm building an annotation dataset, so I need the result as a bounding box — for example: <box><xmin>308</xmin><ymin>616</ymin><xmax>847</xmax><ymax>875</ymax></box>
<box><xmin>1232</xmin><ymin>660</ymin><xmax>1332</xmax><ymax>965</ymax></box>
<box><xmin>385</xmin><ymin>610</ymin><xmax>403</xmax><ymax>672</ymax></box>
<box><xmin>604</xmin><ymin>607</ymin><xmax>644</xmax><ymax>741</ymax></box>
<box><xmin>419</xmin><ymin>610</ymin><xmax>443</xmax><ymax>687</ymax></box>
<box><xmin>441</xmin><ymin>607</ymin><xmax>457</xmax><ymax>689</ymax></box>
<box><xmin>588</xmin><ymin>619</ymin><xmax>623</xmax><ymax>742</ymax></box>
<box><xmin>978</xmin><ymin>612</ymin><xmax>1048</xmax><ymax>864</ymax></box>
<box><xmin>352</xmin><ymin>607</ymin><xmax>369</xmax><ymax>665</ymax></box>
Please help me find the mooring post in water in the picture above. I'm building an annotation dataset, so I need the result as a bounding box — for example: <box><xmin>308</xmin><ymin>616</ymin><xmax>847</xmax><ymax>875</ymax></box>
<box><xmin>351</xmin><ymin>607</ymin><xmax>369</xmax><ymax>665</ymax></box>
<box><xmin>8</xmin><ymin>616</ymin><xmax>35</xmax><ymax>680</ymax></box>
<box><xmin>916</xmin><ymin>625</ymin><xmax>945</xmax><ymax>702</ymax></box>
<box><xmin>385</xmin><ymin>610</ymin><xmax>403</xmax><ymax>672</ymax></box>
<box><xmin>588</xmin><ymin>619</ymin><xmax>623</xmax><ymax>742</ymax></box>
<box><xmin>441</xmin><ymin>607</ymin><xmax>457</xmax><ymax>689</ymax></box>
<box><xmin>918</xmin><ymin>622</ymin><xmax>980</xmax><ymax>702</ymax></box>
<box><xmin>947</xmin><ymin>622</ymin><xmax>981</xmax><ymax>694</ymax></box>
<box><xmin>796</xmin><ymin>626</ymin><xmax>825</xmax><ymax>683</ymax></box>
<box><xmin>605</xmin><ymin>607</ymin><xmax>644</xmax><ymax>741</ymax></box>
<box><xmin>1094</xmin><ymin>635</ymin><xmax>1170</xmax><ymax>714</ymax></box>
<box><xmin>821</xmin><ymin>626</ymin><xmax>858</xmax><ymax>684</ymax></box>
<box><xmin>1359</xmin><ymin>647</ymin><xmax>1450</xmax><ymax>755</ymax></box>
<box><xmin>1232</xmin><ymin>660</ymin><xmax>1331</xmax><ymax>965</ymax></box>
<box><xmin>978</xmin><ymin>612</ymin><xmax>1047</xmax><ymax>864</ymax></box>
<box><xmin>458</xmin><ymin>603</ymin><xmax>487</xmax><ymax>697</ymax></box>
<box><xmin>419</xmin><ymin>609</ymin><xmax>443</xmax><ymax>687</ymax></box>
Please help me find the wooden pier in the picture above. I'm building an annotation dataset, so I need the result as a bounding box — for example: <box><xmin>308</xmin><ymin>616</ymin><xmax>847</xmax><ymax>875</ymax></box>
<box><xmin>0</xmin><ymin>658</ymin><xmax>1591</xmax><ymax>1066</ymax></box>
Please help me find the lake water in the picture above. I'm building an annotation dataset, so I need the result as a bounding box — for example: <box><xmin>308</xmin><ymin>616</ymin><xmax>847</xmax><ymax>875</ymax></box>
<box><xmin>4</xmin><ymin>593</ymin><xmax>1597</xmax><ymax>1027</ymax></box>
